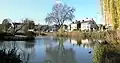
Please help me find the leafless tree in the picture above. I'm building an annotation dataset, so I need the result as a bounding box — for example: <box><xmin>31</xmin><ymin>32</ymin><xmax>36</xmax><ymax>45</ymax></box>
<box><xmin>45</xmin><ymin>3</ymin><xmax>75</xmax><ymax>28</ymax></box>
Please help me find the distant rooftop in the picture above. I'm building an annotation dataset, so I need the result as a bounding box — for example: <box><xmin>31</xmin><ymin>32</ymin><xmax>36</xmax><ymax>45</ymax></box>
<box><xmin>81</xmin><ymin>18</ymin><xmax>95</xmax><ymax>23</ymax></box>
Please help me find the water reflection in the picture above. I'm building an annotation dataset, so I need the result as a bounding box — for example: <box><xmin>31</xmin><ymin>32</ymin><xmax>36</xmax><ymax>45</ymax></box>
<box><xmin>70</xmin><ymin>38</ymin><xmax>96</xmax><ymax>48</ymax></box>
<box><xmin>21</xmin><ymin>41</ymin><xmax>35</xmax><ymax>63</ymax></box>
<box><xmin>0</xmin><ymin>36</ymin><xmax>95</xmax><ymax>63</ymax></box>
<box><xmin>0</xmin><ymin>41</ymin><xmax>36</xmax><ymax>63</ymax></box>
<box><xmin>45</xmin><ymin>37</ymin><xmax>77</xmax><ymax>63</ymax></box>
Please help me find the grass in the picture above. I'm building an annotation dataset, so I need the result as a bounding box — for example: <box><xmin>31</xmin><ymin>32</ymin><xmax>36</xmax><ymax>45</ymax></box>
<box><xmin>93</xmin><ymin>44</ymin><xmax>120</xmax><ymax>63</ymax></box>
<box><xmin>54</xmin><ymin>30</ymin><xmax>120</xmax><ymax>44</ymax></box>
<box><xmin>55</xmin><ymin>31</ymin><xmax>106</xmax><ymax>40</ymax></box>
<box><xmin>0</xmin><ymin>31</ymin><xmax>35</xmax><ymax>41</ymax></box>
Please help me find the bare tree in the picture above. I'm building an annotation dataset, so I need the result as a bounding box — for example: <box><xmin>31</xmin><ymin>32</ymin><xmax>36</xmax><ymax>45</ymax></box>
<box><xmin>45</xmin><ymin>3</ymin><xmax>75</xmax><ymax>28</ymax></box>
<box><xmin>12</xmin><ymin>22</ymin><xmax>25</xmax><ymax>34</ymax></box>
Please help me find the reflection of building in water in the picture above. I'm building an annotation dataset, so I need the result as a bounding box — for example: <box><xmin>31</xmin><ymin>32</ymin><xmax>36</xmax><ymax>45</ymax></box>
<box><xmin>45</xmin><ymin>44</ymin><xmax>76</xmax><ymax>63</ymax></box>
<box><xmin>69</xmin><ymin>39</ymin><xmax>95</xmax><ymax>48</ymax></box>
<box><xmin>81</xmin><ymin>39</ymin><xmax>95</xmax><ymax>48</ymax></box>
<box><xmin>71</xmin><ymin>40</ymin><xmax>77</xmax><ymax>45</ymax></box>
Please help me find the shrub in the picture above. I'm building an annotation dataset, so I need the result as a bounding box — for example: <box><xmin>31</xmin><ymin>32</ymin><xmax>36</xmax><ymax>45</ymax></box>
<box><xmin>25</xmin><ymin>31</ymin><xmax>35</xmax><ymax>36</ymax></box>
<box><xmin>40</xmin><ymin>32</ymin><xmax>47</xmax><ymax>36</ymax></box>
<box><xmin>15</xmin><ymin>32</ymin><xmax>25</xmax><ymax>35</ymax></box>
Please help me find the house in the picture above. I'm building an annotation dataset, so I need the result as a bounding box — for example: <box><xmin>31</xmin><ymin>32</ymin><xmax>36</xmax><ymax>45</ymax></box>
<box><xmin>50</xmin><ymin>24</ymin><xmax>59</xmax><ymax>32</ymax></box>
<box><xmin>81</xmin><ymin>18</ymin><xmax>98</xmax><ymax>31</ymax></box>
<box><xmin>28</xmin><ymin>29</ymin><xmax>34</xmax><ymax>32</ymax></box>
<box><xmin>12</xmin><ymin>23</ymin><xmax>25</xmax><ymax>33</ymax></box>
<box><xmin>38</xmin><ymin>25</ymin><xmax>50</xmax><ymax>32</ymax></box>
<box><xmin>68</xmin><ymin>20</ymin><xmax>81</xmax><ymax>31</ymax></box>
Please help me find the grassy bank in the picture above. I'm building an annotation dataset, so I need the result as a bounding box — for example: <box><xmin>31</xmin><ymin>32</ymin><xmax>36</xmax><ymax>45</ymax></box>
<box><xmin>0</xmin><ymin>31</ymin><xmax>35</xmax><ymax>41</ymax></box>
<box><xmin>55</xmin><ymin>31</ymin><xmax>106</xmax><ymax>39</ymax></box>
<box><xmin>93</xmin><ymin>43</ymin><xmax>120</xmax><ymax>63</ymax></box>
<box><xmin>0</xmin><ymin>36</ymin><xmax>35</xmax><ymax>41</ymax></box>
<box><xmin>53</xmin><ymin>30</ymin><xmax>120</xmax><ymax>44</ymax></box>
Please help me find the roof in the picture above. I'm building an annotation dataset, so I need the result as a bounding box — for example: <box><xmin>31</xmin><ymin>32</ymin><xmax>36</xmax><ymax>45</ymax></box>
<box><xmin>12</xmin><ymin>22</ymin><xmax>23</xmax><ymax>25</ymax></box>
<box><xmin>70</xmin><ymin>21</ymin><xmax>80</xmax><ymax>25</ymax></box>
<box><xmin>81</xmin><ymin>20</ymin><xmax>95</xmax><ymax>23</ymax></box>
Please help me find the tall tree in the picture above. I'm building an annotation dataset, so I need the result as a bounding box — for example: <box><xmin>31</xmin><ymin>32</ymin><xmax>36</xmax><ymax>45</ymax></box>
<box><xmin>45</xmin><ymin>3</ymin><xmax>75</xmax><ymax>29</ymax></box>
<box><xmin>100</xmin><ymin>0</ymin><xmax>120</xmax><ymax>30</ymax></box>
<box><xmin>22</xmin><ymin>18</ymin><xmax>35</xmax><ymax>32</ymax></box>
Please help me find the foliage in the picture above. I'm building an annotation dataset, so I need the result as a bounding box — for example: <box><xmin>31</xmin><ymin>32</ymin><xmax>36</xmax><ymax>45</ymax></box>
<box><xmin>2</xmin><ymin>18</ymin><xmax>35</xmax><ymax>35</ymax></box>
<box><xmin>45</xmin><ymin>3</ymin><xmax>75</xmax><ymax>28</ymax></box>
<box><xmin>100</xmin><ymin>0</ymin><xmax>120</xmax><ymax>30</ymax></box>
<box><xmin>58</xmin><ymin>26</ymin><xmax>65</xmax><ymax>33</ymax></box>
<box><xmin>73</xmin><ymin>29</ymin><xmax>79</xmax><ymax>31</ymax></box>
<box><xmin>93</xmin><ymin>44</ymin><xmax>107</xmax><ymax>63</ymax></box>
<box><xmin>2</xmin><ymin>18</ymin><xmax>12</xmax><ymax>32</ymax></box>
<box><xmin>23</xmin><ymin>18</ymin><xmax>35</xmax><ymax>29</ymax></box>
<box><xmin>93</xmin><ymin>44</ymin><xmax>120</xmax><ymax>63</ymax></box>
<box><xmin>23</xmin><ymin>18</ymin><xmax>35</xmax><ymax>33</ymax></box>
<box><xmin>25</xmin><ymin>31</ymin><xmax>35</xmax><ymax>37</ymax></box>
<box><xmin>2</xmin><ymin>18</ymin><xmax>25</xmax><ymax>35</ymax></box>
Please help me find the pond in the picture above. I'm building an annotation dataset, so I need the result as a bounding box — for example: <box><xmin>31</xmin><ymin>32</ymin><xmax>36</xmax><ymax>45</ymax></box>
<box><xmin>0</xmin><ymin>36</ymin><xmax>120</xmax><ymax>63</ymax></box>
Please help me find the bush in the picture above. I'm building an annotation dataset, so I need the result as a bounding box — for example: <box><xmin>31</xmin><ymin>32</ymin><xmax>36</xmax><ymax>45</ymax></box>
<box><xmin>40</xmin><ymin>32</ymin><xmax>47</xmax><ymax>36</ymax></box>
<box><xmin>73</xmin><ymin>29</ymin><xmax>79</xmax><ymax>31</ymax></box>
<box><xmin>25</xmin><ymin>31</ymin><xmax>35</xmax><ymax>36</ymax></box>
<box><xmin>15</xmin><ymin>32</ymin><xmax>25</xmax><ymax>35</ymax></box>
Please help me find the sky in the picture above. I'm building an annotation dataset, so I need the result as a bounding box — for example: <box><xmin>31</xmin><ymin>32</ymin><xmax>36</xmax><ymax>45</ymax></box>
<box><xmin>0</xmin><ymin>0</ymin><xmax>104</xmax><ymax>25</ymax></box>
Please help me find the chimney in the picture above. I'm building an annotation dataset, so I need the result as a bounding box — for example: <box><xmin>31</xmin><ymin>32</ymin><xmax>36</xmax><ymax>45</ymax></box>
<box><xmin>82</xmin><ymin>20</ymin><xmax>84</xmax><ymax>22</ymax></box>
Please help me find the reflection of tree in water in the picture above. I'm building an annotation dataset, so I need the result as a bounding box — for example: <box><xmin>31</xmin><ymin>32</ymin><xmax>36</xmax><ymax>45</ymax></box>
<box><xmin>21</xmin><ymin>41</ymin><xmax>35</xmax><ymax>63</ymax></box>
<box><xmin>0</xmin><ymin>41</ymin><xmax>35</xmax><ymax>63</ymax></box>
<box><xmin>93</xmin><ymin>44</ymin><xmax>120</xmax><ymax>63</ymax></box>
<box><xmin>76</xmin><ymin>39</ymin><xmax>82</xmax><ymax>46</ymax></box>
<box><xmin>24</xmin><ymin>41</ymin><xmax>35</xmax><ymax>49</ymax></box>
<box><xmin>45</xmin><ymin>37</ymin><xmax>77</xmax><ymax>63</ymax></box>
<box><xmin>0</xmin><ymin>41</ymin><xmax>17</xmax><ymax>50</ymax></box>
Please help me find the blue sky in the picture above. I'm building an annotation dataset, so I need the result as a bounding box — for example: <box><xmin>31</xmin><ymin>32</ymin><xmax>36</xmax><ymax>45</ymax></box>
<box><xmin>0</xmin><ymin>0</ymin><xmax>104</xmax><ymax>24</ymax></box>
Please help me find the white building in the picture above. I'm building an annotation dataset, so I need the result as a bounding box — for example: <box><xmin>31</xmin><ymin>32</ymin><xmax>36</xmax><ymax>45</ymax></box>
<box><xmin>28</xmin><ymin>29</ymin><xmax>34</xmax><ymax>32</ymax></box>
<box><xmin>81</xmin><ymin>18</ymin><xmax>98</xmax><ymax>31</ymax></box>
<box><xmin>68</xmin><ymin>21</ymin><xmax>81</xmax><ymax>31</ymax></box>
<box><xmin>70</xmin><ymin>23</ymin><xmax>77</xmax><ymax>31</ymax></box>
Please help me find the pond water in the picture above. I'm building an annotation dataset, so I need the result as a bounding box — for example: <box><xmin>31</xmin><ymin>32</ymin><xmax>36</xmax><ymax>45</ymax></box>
<box><xmin>0</xmin><ymin>36</ymin><xmax>102</xmax><ymax>63</ymax></box>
